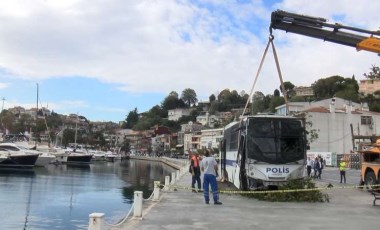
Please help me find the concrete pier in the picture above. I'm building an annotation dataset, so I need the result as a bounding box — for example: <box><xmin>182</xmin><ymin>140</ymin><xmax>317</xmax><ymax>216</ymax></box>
<box><xmin>113</xmin><ymin>167</ymin><xmax>379</xmax><ymax>230</ymax></box>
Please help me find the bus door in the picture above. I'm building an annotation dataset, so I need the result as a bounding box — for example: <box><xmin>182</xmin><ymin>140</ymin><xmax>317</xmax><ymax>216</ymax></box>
<box><xmin>233</xmin><ymin>136</ymin><xmax>245</xmax><ymax>189</ymax></box>
<box><xmin>220</xmin><ymin>140</ymin><xmax>226</xmax><ymax>179</ymax></box>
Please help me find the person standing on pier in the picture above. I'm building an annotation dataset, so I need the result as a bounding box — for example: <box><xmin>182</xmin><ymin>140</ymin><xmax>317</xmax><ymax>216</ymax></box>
<box><xmin>339</xmin><ymin>158</ymin><xmax>346</xmax><ymax>183</ymax></box>
<box><xmin>190</xmin><ymin>152</ymin><xmax>201</xmax><ymax>192</ymax></box>
<box><xmin>200</xmin><ymin>149</ymin><xmax>222</xmax><ymax>205</ymax></box>
<box><xmin>306</xmin><ymin>157</ymin><xmax>313</xmax><ymax>177</ymax></box>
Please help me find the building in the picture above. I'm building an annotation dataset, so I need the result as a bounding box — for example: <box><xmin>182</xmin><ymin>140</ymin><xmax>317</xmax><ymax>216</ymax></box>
<box><xmin>276</xmin><ymin>97</ymin><xmax>380</xmax><ymax>156</ymax></box>
<box><xmin>275</xmin><ymin>97</ymin><xmax>365</xmax><ymax>116</ymax></box>
<box><xmin>200</xmin><ymin>128</ymin><xmax>223</xmax><ymax>149</ymax></box>
<box><xmin>167</xmin><ymin>108</ymin><xmax>194</xmax><ymax>121</ymax></box>
<box><xmin>196</xmin><ymin>112</ymin><xmax>218</xmax><ymax>127</ymax></box>
<box><xmin>294</xmin><ymin>86</ymin><xmax>314</xmax><ymax>97</ymax></box>
<box><xmin>359</xmin><ymin>79</ymin><xmax>380</xmax><ymax>95</ymax></box>
<box><xmin>184</xmin><ymin>132</ymin><xmax>201</xmax><ymax>153</ymax></box>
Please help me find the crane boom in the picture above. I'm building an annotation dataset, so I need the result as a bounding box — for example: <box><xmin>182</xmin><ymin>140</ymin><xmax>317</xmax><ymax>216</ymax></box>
<box><xmin>270</xmin><ymin>10</ymin><xmax>380</xmax><ymax>54</ymax></box>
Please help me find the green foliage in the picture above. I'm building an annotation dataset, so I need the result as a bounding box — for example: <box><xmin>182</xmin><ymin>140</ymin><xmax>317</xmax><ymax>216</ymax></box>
<box><xmin>363</xmin><ymin>65</ymin><xmax>380</xmax><ymax>80</ymax></box>
<box><xmin>269</xmin><ymin>96</ymin><xmax>285</xmax><ymax>113</ymax></box>
<box><xmin>251</xmin><ymin>91</ymin><xmax>267</xmax><ymax>114</ymax></box>
<box><xmin>125</xmin><ymin>108</ymin><xmax>139</xmax><ymax>129</ymax></box>
<box><xmin>279</xmin><ymin>81</ymin><xmax>295</xmax><ymax>98</ymax></box>
<box><xmin>181</xmin><ymin>88</ymin><xmax>198</xmax><ymax>107</ymax></box>
<box><xmin>62</xmin><ymin>129</ymin><xmax>76</xmax><ymax>146</ymax></box>
<box><xmin>209</xmin><ymin>94</ymin><xmax>216</xmax><ymax>103</ymax></box>
<box><xmin>243</xmin><ymin>178</ymin><xmax>329</xmax><ymax>202</ymax></box>
<box><xmin>312</xmin><ymin>75</ymin><xmax>359</xmax><ymax>101</ymax></box>
<box><xmin>161</xmin><ymin>91</ymin><xmax>186</xmax><ymax>110</ymax></box>
<box><xmin>369</xmin><ymin>103</ymin><xmax>380</xmax><ymax>112</ymax></box>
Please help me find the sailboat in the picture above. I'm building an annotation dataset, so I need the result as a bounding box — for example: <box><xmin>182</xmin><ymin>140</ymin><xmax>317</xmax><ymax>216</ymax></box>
<box><xmin>32</xmin><ymin>83</ymin><xmax>64</xmax><ymax>166</ymax></box>
<box><xmin>65</xmin><ymin>115</ymin><xmax>93</xmax><ymax>165</ymax></box>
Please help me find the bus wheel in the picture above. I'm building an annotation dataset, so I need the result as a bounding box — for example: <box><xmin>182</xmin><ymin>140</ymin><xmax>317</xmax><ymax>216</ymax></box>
<box><xmin>364</xmin><ymin>171</ymin><xmax>377</xmax><ymax>190</ymax></box>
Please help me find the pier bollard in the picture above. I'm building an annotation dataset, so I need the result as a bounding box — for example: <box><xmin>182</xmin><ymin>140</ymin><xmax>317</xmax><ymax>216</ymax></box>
<box><xmin>171</xmin><ymin>172</ymin><xmax>176</xmax><ymax>184</ymax></box>
<box><xmin>133</xmin><ymin>191</ymin><xmax>143</xmax><ymax>218</ymax></box>
<box><xmin>176</xmin><ymin>170</ymin><xmax>180</xmax><ymax>180</ymax></box>
<box><xmin>153</xmin><ymin>181</ymin><xmax>160</xmax><ymax>201</ymax></box>
<box><xmin>88</xmin><ymin>213</ymin><xmax>105</xmax><ymax>230</ymax></box>
<box><xmin>164</xmin><ymin>176</ymin><xmax>170</xmax><ymax>191</ymax></box>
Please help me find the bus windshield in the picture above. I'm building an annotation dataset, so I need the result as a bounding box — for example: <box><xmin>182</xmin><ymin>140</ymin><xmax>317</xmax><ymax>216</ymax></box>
<box><xmin>246</xmin><ymin>118</ymin><xmax>305</xmax><ymax>164</ymax></box>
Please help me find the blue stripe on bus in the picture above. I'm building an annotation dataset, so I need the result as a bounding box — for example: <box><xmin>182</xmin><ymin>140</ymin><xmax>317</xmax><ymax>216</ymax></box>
<box><xmin>221</xmin><ymin>159</ymin><xmax>235</xmax><ymax>166</ymax></box>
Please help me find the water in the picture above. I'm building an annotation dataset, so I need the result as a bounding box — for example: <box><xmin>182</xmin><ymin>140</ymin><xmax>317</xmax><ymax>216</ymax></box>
<box><xmin>0</xmin><ymin>160</ymin><xmax>175</xmax><ymax>230</ymax></box>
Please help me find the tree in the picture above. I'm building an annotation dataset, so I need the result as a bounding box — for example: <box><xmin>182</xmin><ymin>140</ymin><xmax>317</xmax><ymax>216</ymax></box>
<box><xmin>162</xmin><ymin>91</ymin><xmax>185</xmax><ymax>110</ymax></box>
<box><xmin>364</xmin><ymin>65</ymin><xmax>380</xmax><ymax>80</ymax></box>
<box><xmin>312</xmin><ymin>75</ymin><xmax>358</xmax><ymax>100</ymax></box>
<box><xmin>251</xmin><ymin>91</ymin><xmax>267</xmax><ymax>114</ymax></box>
<box><xmin>279</xmin><ymin>81</ymin><xmax>295</xmax><ymax>98</ymax></box>
<box><xmin>125</xmin><ymin>108</ymin><xmax>139</xmax><ymax>129</ymax></box>
<box><xmin>0</xmin><ymin>110</ymin><xmax>15</xmax><ymax>133</ymax></box>
<box><xmin>181</xmin><ymin>88</ymin><xmax>198</xmax><ymax>107</ymax></box>
<box><xmin>274</xmin><ymin>89</ymin><xmax>280</xmax><ymax>97</ymax></box>
<box><xmin>12</xmin><ymin>113</ymin><xmax>33</xmax><ymax>134</ymax></box>
<box><xmin>120</xmin><ymin>139</ymin><xmax>130</xmax><ymax>153</ymax></box>
<box><xmin>209</xmin><ymin>94</ymin><xmax>216</xmax><ymax>103</ymax></box>
<box><xmin>269</xmin><ymin>96</ymin><xmax>285</xmax><ymax>113</ymax></box>
<box><xmin>62</xmin><ymin>129</ymin><xmax>76</xmax><ymax>147</ymax></box>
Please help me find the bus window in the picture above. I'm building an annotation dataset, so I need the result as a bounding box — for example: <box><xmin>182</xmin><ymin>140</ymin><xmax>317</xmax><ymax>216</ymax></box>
<box><xmin>246</xmin><ymin>118</ymin><xmax>305</xmax><ymax>164</ymax></box>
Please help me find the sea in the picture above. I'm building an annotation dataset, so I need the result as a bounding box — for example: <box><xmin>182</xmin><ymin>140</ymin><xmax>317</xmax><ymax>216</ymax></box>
<box><xmin>0</xmin><ymin>159</ymin><xmax>176</xmax><ymax>229</ymax></box>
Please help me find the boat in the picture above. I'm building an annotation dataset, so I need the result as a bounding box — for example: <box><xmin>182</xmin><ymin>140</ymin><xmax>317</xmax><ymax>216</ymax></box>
<box><xmin>91</xmin><ymin>150</ymin><xmax>106</xmax><ymax>161</ymax></box>
<box><xmin>0</xmin><ymin>153</ymin><xmax>8</xmax><ymax>163</ymax></box>
<box><xmin>0</xmin><ymin>143</ymin><xmax>55</xmax><ymax>167</ymax></box>
<box><xmin>66</xmin><ymin>152</ymin><xmax>93</xmax><ymax>165</ymax></box>
<box><xmin>48</xmin><ymin>147</ymin><xmax>69</xmax><ymax>164</ymax></box>
<box><xmin>65</xmin><ymin>145</ymin><xmax>93</xmax><ymax>165</ymax></box>
<box><xmin>105</xmin><ymin>151</ymin><xmax>118</xmax><ymax>162</ymax></box>
<box><xmin>0</xmin><ymin>146</ymin><xmax>39</xmax><ymax>168</ymax></box>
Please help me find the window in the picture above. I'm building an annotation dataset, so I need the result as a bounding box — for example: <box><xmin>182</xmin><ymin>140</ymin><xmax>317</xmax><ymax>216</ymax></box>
<box><xmin>361</xmin><ymin>116</ymin><xmax>372</xmax><ymax>125</ymax></box>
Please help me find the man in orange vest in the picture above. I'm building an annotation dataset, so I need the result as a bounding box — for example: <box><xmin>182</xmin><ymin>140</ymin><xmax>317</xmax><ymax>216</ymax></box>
<box><xmin>190</xmin><ymin>152</ymin><xmax>201</xmax><ymax>192</ymax></box>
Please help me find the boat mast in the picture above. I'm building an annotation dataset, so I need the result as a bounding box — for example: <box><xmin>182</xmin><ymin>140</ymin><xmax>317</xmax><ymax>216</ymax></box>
<box><xmin>74</xmin><ymin>114</ymin><xmax>78</xmax><ymax>150</ymax></box>
<box><xmin>35</xmin><ymin>83</ymin><xmax>39</xmax><ymax>147</ymax></box>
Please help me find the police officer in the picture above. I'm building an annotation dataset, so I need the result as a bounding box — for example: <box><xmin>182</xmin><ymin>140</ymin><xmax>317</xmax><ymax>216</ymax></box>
<box><xmin>339</xmin><ymin>158</ymin><xmax>346</xmax><ymax>183</ymax></box>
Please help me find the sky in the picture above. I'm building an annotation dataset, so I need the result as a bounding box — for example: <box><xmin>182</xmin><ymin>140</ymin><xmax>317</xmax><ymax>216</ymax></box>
<box><xmin>0</xmin><ymin>0</ymin><xmax>379</xmax><ymax>123</ymax></box>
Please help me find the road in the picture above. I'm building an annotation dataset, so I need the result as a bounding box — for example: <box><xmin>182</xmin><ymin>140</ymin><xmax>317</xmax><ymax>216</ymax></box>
<box><xmin>318</xmin><ymin>166</ymin><xmax>361</xmax><ymax>185</ymax></box>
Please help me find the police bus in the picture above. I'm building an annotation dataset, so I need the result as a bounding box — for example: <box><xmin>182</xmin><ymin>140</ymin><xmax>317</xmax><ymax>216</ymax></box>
<box><xmin>220</xmin><ymin>115</ymin><xmax>307</xmax><ymax>190</ymax></box>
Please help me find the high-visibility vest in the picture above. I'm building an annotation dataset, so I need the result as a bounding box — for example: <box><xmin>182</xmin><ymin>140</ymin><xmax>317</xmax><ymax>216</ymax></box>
<box><xmin>191</xmin><ymin>156</ymin><xmax>199</xmax><ymax>167</ymax></box>
<box><xmin>339</xmin><ymin>161</ymin><xmax>346</xmax><ymax>171</ymax></box>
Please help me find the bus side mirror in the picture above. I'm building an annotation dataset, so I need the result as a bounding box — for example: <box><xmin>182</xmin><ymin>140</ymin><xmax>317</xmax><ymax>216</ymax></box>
<box><xmin>306</xmin><ymin>145</ymin><xmax>310</xmax><ymax>150</ymax></box>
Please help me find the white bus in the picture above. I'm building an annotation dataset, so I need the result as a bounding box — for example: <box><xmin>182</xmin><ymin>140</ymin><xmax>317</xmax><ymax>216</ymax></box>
<box><xmin>220</xmin><ymin>115</ymin><xmax>307</xmax><ymax>190</ymax></box>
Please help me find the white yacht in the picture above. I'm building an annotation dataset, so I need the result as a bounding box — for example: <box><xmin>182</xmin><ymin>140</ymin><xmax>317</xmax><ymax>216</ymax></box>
<box><xmin>0</xmin><ymin>143</ymin><xmax>55</xmax><ymax>167</ymax></box>
<box><xmin>0</xmin><ymin>144</ymin><xmax>40</xmax><ymax>168</ymax></box>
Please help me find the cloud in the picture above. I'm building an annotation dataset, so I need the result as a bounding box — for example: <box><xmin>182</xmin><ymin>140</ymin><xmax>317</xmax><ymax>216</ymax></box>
<box><xmin>0</xmin><ymin>82</ymin><xmax>9</xmax><ymax>89</ymax></box>
<box><xmin>0</xmin><ymin>0</ymin><xmax>378</xmax><ymax>102</ymax></box>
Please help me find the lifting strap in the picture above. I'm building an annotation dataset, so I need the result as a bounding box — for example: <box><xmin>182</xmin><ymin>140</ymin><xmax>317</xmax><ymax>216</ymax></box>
<box><xmin>241</xmin><ymin>35</ymin><xmax>289</xmax><ymax>118</ymax></box>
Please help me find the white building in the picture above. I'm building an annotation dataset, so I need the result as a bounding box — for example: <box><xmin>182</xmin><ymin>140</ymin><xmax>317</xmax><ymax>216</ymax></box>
<box><xmin>168</xmin><ymin>108</ymin><xmax>193</xmax><ymax>121</ymax></box>
<box><xmin>276</xmin><ymin>97</ymin><xmax>380</xmax><ymax>155</ymax></box>
<box><xmin>275</xmin><ymin>97</ymin><xmax>365</xmax><ymax>116</ymax></box>
<box><xmin>184</xmin><ymin>132</ymin><xmax>201</xmax><ymax>152</ymax></box>
<box><xmin>305</xmin><ymin>105</ymin><xmax>380</xmax><ymax>155</ymax></box>
<box><xmin>196</xmin><ymin>112</ymin><xmax>218</xmax><ymax>127</ymax></box>
<box><xmin>200</xmin><ymin>128</ymin><xmax>223</xmax><ymax>149</ymax></box>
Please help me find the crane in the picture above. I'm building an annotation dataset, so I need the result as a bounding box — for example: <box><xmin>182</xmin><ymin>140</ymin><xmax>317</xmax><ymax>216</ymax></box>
<box><xmin>270</xmin><ymin>10</ymin><xmax>380</xmax><ymax>54</ymax></box>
